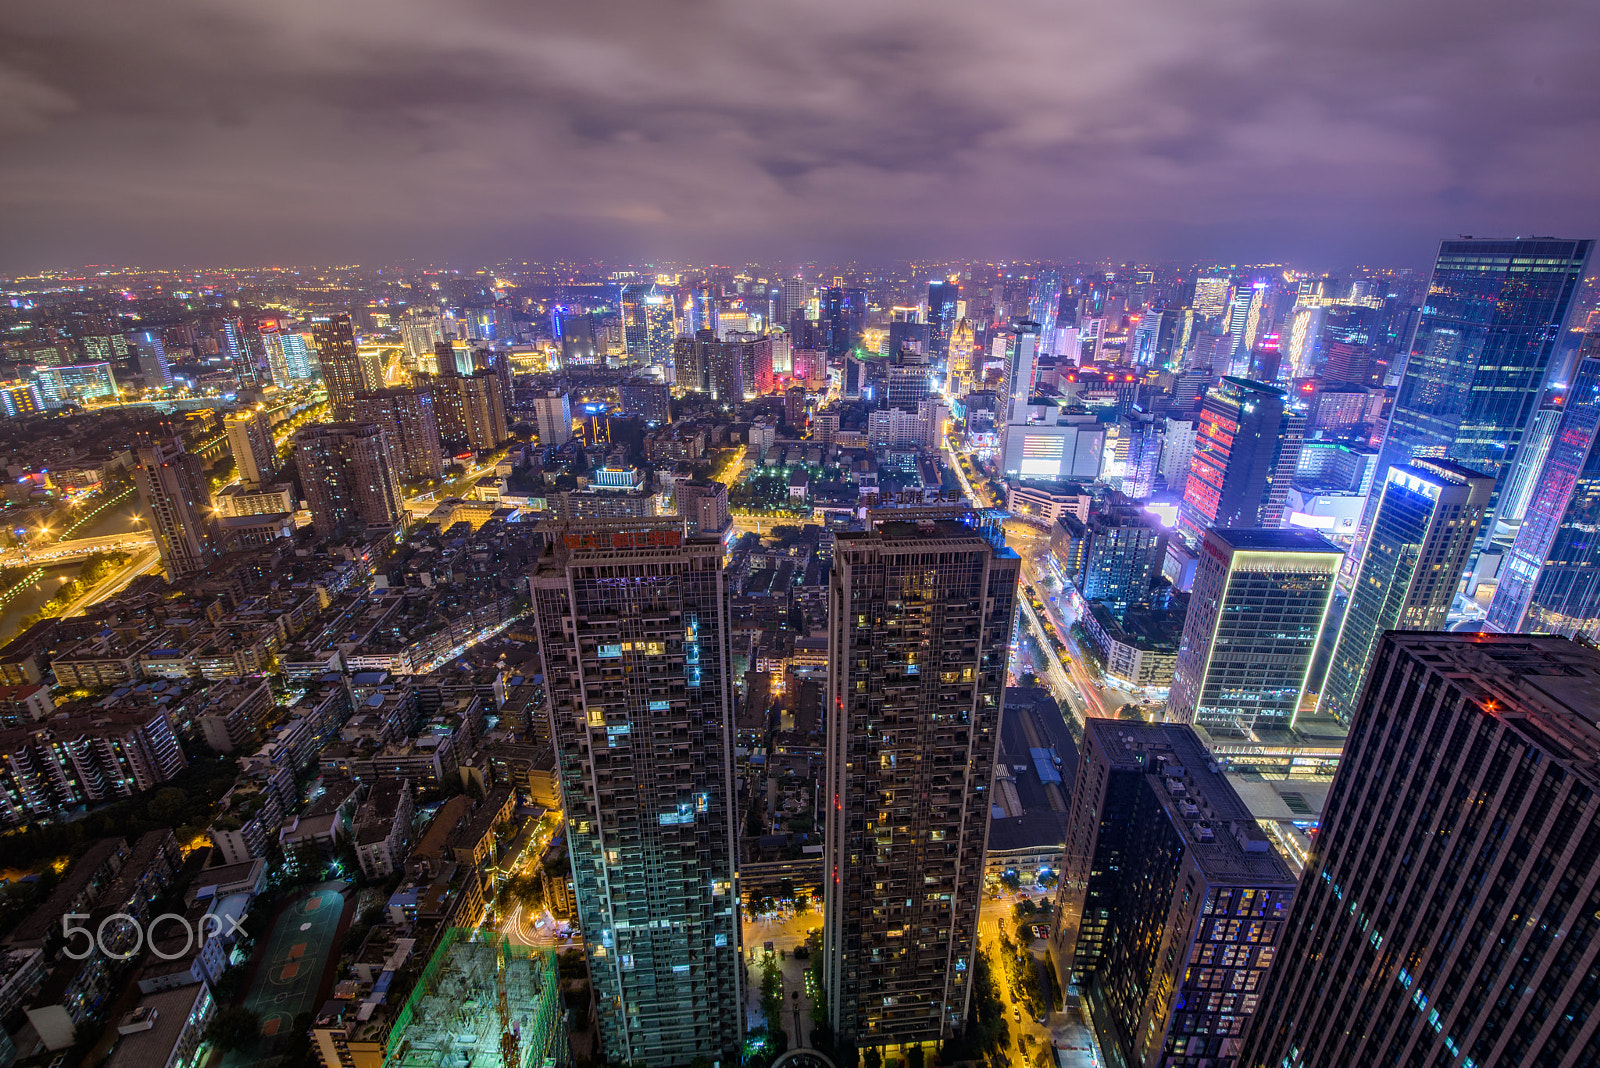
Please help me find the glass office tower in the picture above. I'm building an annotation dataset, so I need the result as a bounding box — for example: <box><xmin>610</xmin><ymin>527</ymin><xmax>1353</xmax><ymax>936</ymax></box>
<box><xmin>1368</xmin><ymin>238</ymin><xmax>1591</xmax><ymax>548</ymax></box>
<box><xmin>1319</xmin><ymin>460</ymin><xmax>1494</xmax><ymax>725</ymax></box>
<box><xmin>1487</xmin><ymin>335</ymin><xmax>1600</xmax><ymax>637</ymax></box>
<box><xmin>1168</xmin><ymin>528</ymin><xmax>1343</xmax><ymax>735</ymax></box>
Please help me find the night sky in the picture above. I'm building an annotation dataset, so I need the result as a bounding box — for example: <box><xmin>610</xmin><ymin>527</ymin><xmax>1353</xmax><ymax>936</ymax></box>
<box><xmin>1</xmin><ymin>0</ymin><xmax>1597</xmax><ymax>272</ymax></box>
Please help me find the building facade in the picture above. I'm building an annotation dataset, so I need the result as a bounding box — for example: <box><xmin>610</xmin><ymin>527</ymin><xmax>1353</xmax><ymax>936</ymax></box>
<box><xmin>1179</xmin><ymin>378</ymin><xmax>1303</xmax><ymax>547</ymax></box>
<box><xmin>353</xmin><ymin>388</ymin><xmax>444</xmax><ymax>482</ymax></box>
<box><xmin>313</xmin><ymin>315</ymin><xmax>367</xmax><ymax>421</ymax></box>
<box><xmin>1050</xmin><ymin>721</ymin><xmax>1297</xmax><ymax>1068</ymax></box>
<box><xmin>133</xmin><ymin>437</ymin><xmax>218</xmax><ymax>579</ymax></box>
<box><xmin>1168</xmin><ymin>529</ymin><xmax>1342</xmax><ymax>735</ymax></box>
<box><xmin>530</xmin><ymin>518</ymin><xmax>743</xmax><ymax>1066</ymax></box>
<box><xmin>1320</xmin><ymin>460</ymin><xmax>1493</xmax><ymax>725</ymax></box>
<box><xmin>224</xmin><ymin>408</ymin><xmax>278</xmax><ymax>486</ymax></box>
<box><xmin>1238</xmin><ymin>633</ymin><xmax>1600</xmax><ymax>1068</ymax></box>
<box><xmin>1489</xmin><ymin>339</ymin><xmax>1600</xmax><ymax>637</ymax></box>
<box><xmin>294</xmin><ymin>423</ymin><xmax>404</xmax><ymax>538</ymax></box>
<box><xmin>823</xmin><ymin>510</ymin><xmax>1020</xmax><ymax>1049</ymax></box>
<box><xmin>1369</xmin><ymin>237</ymin><xmax>1592</xmax><ymax>551</ymax></box>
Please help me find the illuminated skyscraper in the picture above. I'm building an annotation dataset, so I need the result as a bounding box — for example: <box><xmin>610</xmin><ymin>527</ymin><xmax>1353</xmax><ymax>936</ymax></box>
<box><xmin>531</xmin><ymin>389</ymin><xmax>573</xmax><ymax>447</ymax></box>
<box><xmin>1369</xmin><ymin>238</ymin><xmax>1592</xmax><ymax>549</ymax></box>
<box><xmin>622</xmin><ymin>285</ymin><xmax>677</xmax><ymax>368</ymax></box>
<box><xmin>1488</xmin><ymin>338</ymin><xmax>1600</xmax><ymax>637</ymax></box>
<box><xmin>1239</xmin><ymin>633</ymin><xmax>1600</xmax><ymax>1068</ymax></box>
<box><xmin>224</xmin><ymin>408</ymin><xmax>278</xmax><ymax>486</ymax></box>
<box><xmin>1319</xmin><ymin>460</ymin><xmax>1494</xmax><ymax>726</ymax></box>
<box><xmin>782</xmin><ymin>278</ymin><xmax>812</xmax><ymax>325</ymax></box>
<box><xmin>1027</xmin><ymin>270</ymin><xmax>1062</xmax><ymax>341</ymax></box>
<box><xmin>313</xmin><ymin>315</ymin><xmax>365</xmax><ymax>420</ymax></box>
<box><xmin>927</xmin><ymin>281</ymin><xmax>959</xmax><ymax>360</ymax></box>
<box><xmin>823</xmin><ymin>509</ymin><xmax>1019</xmax><ymax>1050</ymax></box>
<box><xmin>1280</xmin><ymin>305</ymin><xmax>1324</xmax><ymax>380</ymax></box>
<box><xmin>133</xmin><ymin>437</ymin><xmax>218</xmax><ymax>578</ymax></box>
<box><xmin>1179</xmin><ymin>378</ymin><xmax>1303</xmax><ymax>547</ymax></box>
<box><xmin>1192</xmin><ymin>274</ymin><xmax>1231</xmax><ymax>319</ymax></box>
<box><xmin>131</xmin><ymin>328</ymin><xmax>172</xmax><ymax>389</ymax></box>
<box><xmin>530</xmin><ymin>518</ymin><xmax>743</xmax><ymax>1067</ymax></box>
<box><xmin>826</xmin><ymin>286</ymin><xmax>867</xmax><ymax>359</ymax></box>
<box><xmin>1168</xmin><ymin>528</ymin><xmax>1342</xmax><ymax>735</ymax></box>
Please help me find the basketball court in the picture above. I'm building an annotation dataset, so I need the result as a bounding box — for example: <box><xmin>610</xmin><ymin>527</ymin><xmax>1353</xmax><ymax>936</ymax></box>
<box><xmin>238</xmin><ymin>880</ymin><xmax>350</xmax><ymax>1048</ymax></box>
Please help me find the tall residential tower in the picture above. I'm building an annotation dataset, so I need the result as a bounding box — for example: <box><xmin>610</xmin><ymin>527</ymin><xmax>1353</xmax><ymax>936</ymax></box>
<box><xmin>530</xmin><ymin>519</ymin><xmax>743</xmax><ymax>1067</ymax></box>
<box><xmin>823</xmin><ymin>509</ymin><xmax>1020</xmax><ymax>1051</ymax></box>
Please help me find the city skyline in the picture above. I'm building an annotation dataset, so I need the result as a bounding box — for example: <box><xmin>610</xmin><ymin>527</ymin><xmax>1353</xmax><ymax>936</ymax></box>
<box><xmin>3</xmin><ymin>1</ymin><xmax>1600</xmax><ymax>272</ymax></box>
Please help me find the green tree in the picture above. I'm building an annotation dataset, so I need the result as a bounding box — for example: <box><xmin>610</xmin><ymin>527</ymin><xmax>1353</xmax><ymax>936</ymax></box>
<box><xmin>205</xmin><ymin>1005</ymin><xmax>262</xmax><ymax>1052</ymax></box>
<box><xmin>864</xmin><ymin>1048</ymin><xmax>882</xmax><ymax>1068</ymax></box>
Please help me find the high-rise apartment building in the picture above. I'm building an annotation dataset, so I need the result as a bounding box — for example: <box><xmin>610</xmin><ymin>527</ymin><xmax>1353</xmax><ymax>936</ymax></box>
<box><xmin>621</xmin><ymin>285</ymin><xmax>677</xmax><ymax>367</ymax></box>
<box><xmin>1179</xmin><ymin>378</ymin><xmax>1303</xmax><ymax>547</ymax></box>
<box><xmin>1050</xmin><ymin>721</ymin><xmax>1297</xmax><ymax>1068</ymax></box>
<box><xmin>822</xmin><ymin>509</ymin><xmax>1020</xmax><ymax>1050</ymax></box>
<box><xmin>313</xmin><ymin>315</ymin><xmax>366</xmax><ymax>420</ymax></box>
<box><xmin>529</xmin><ymin>518</ymin><xmax>743</xmax><ymax>1066</ymax></box>
<box><xmin>1369</xmin><ymin>238</ymin><xmax>1592</xmax><ymax>549</ymax></box>
<box><xmin>133</xmin><ymin>437</ymin><xmax>218</xmax><ymax>579</ymax></box>
<box><xmin>532</xmin><ymin>389</ymin><xmax>573</xmax><ymax>446</ymax></box>
<box><xmin>131</xmin><ymin>329</ymin><xmax>172</xmax><ymax>389</ymax></box>
<box><xmin>1319</xmin><ymin>460</ymin><xmax>1493</xmax><ymax>725</ymax></box>
<box><xmin>783</xmin><ymin>278</ymin><xmax>812</xmax><ymax>326</ymax></box>
<box><xmin>1168</xmin><ymin>528</ymin><xmax>1342</xmax><ymax>735</ymax></box>
<box><xmin>293</xmin><ymin>423</ymin><xmax>404</xmax><ymax>538</ymax></box>
<box><xmin>672</xmin><ymin>479</ymin><xmax>731</xmax><ymax>538</ymax></box>
<box><xmin>1238</xmin><ymin>633</ymin><xmax>1600</xmax><ymax>1068</ymax></box>
<box><xmin>618</xmin><ymin>381</ymin><xmax>671</xmax><ymax>424</ymax></box>
<box><xmin>1080</xmin><ymin>503</ymin><xmax>1169</xmax><ymax>616</ymax></box>
<box><xmin>1489</xmin><ymin>340</ymin><xmax>1600</xmax><ymax>637</ymax></box>
<box><xmin>224</xmin><ymin>408</ymin><xmax>277</xmax><ymax>486</ymax></box>
<box><xmin>451</xmin><ymin>371</ymin><xmax>509</xmax><ymax>451</ymax></box>
<box><xmin>353</xmin><ymin>388</ymin><xmax>444</xmax><ymax>482</ymax></box>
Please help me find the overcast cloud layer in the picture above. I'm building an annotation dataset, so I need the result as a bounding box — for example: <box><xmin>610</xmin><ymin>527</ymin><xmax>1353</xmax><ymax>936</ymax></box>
<box><xmin>0</xmin><ymin>0</ymin><xmax>1597</xmax><ymax>272</ymax></box>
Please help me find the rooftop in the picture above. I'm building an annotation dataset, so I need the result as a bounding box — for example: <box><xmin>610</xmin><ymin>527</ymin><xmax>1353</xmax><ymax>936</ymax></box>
<box><xmin>1208</xmin><ymin>527</ymin><xmax>1344</xmax><ymax>554</ymax></box>
<box><xmin>1086</xmin><ymin>719</ymin><xmax>1297</xmax><ymax>886</ymax></box>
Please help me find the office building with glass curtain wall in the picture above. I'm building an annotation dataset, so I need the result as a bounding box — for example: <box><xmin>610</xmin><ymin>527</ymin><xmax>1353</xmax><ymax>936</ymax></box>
<box><xmin>1489</xmin><ymin>335</ymin><xmax>1600</xmax><ymax>638</ymax></box>
<box><xmin>1319</xmin><ymin>460</ymin><xmax>1494</xmax><ymax>726</ymax></box>
<box><xmin>1167</xmin><ymin>529</ymin><xmax>1343</xmax><ymax>735</ymax></box>
<box><xmin>1365</xmin><ymin>237</ymin><xmax>1591</xmax><ymax>554</ymax></box>
<box><xmin>530</xmin><ymin>518</ymin><xmax>742</xmax><ymax>1067</ymax></box>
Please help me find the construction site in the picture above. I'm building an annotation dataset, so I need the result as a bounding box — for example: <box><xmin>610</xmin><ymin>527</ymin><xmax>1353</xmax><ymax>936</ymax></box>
<box><xmin>386</xmin><ymin>928</ymin><xmax>567</xmax><ymax>1068</ymax></box>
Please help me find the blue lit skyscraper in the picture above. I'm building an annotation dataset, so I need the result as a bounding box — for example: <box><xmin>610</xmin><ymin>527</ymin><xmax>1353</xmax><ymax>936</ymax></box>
<box><xmin>1319</xmin><ymin>460</ymin><xmax>1494</xmax><ymax>726</ymax></box>
<box><xmin>927</xmin><ymin>281</ymin><xmax>959</xmax><ymax>360</ymax></box>
<box><xmin>1368</xmin><ymin>238</ymin><xmax>1592</xmax><ymax>550</ymax></box>
<box><xmin>1487</xmin><ymin>335</ymin><xmax>1600</xmax><ymax>637</ymax></box>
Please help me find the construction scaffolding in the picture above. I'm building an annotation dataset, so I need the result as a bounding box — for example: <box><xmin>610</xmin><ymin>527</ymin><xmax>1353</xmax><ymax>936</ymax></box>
<box><xmin>385</xmin><ymin>928</ymin><xmax>566</xmax><ymax>1068</ymax></box>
